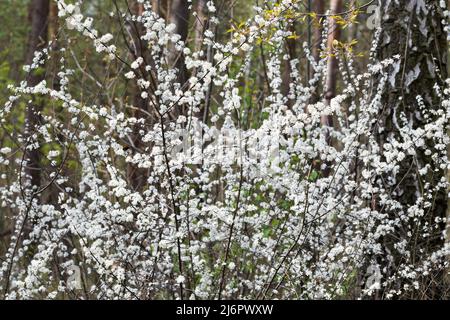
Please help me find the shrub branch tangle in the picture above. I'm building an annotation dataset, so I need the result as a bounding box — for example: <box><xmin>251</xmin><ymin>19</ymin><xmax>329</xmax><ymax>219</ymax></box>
<box><xmin>0</xmin><ymin>0</ymin><xmax>449</xmax><ymax>299</ymax></box>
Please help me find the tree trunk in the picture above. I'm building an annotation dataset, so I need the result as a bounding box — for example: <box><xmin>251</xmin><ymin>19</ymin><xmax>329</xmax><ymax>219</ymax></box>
<box><xmin>312</xmin><ymin>0</ymin><xmax>325</xmax><ymax>68</ymax></box>
<box><xmin>194</xmin><ymin>0</ymin><xmax>207</xmax><ymax>52</ymax></box>
<box><xmin>169</xmin><ymin>0</ymin><xmax>189</xmax><ymax>86</ymax></box>
<box><xmin>151</xmin><ymin>0</ymin><xmax>161</xmax><ymax>16</ymax></box>
<box><xmin>127</xmin><ymin>1</ymin><xmax>151</xmax><ymax>191</ymax></box>
<box><xmin>281</xmin><ymin>22</ymin><xmax>296</xmax><ymax>107</ymax></box>
<box><xmin>377</xmin><ymin>0</ymin><xmax>447</xmax><ymax>219</ymax></box>
<box><xmin>48</xmin><ymin>1</ymin><xmax>60</xmax><ymax>91</ymax></box>
<box><xmin>25</xmin><ymin>0</ymin><xmax>49</xmax><ymax>190</ymax></box>
<box><xmin>376</xmin><ymin>0</ymin><xmax>448</xmax><ymax>296</ymax></box>
<box><xmin>308</xmin><ymin>0</ymin><xmax>325</xmax><ymax>105</ymax></box>
<box><xmin>322</xmin><ymin>0</ymin><xmax>342</xmax><ymax>128</ymax></box>
<box><xmin>193</xmin><ymin>0</ymin><xmax>215</xmax><ymax>123</ymax></box>
<box><xmin>165</xmin><ymin>0</ymin><xmax>189</xmax><ymax>120</ymax></box>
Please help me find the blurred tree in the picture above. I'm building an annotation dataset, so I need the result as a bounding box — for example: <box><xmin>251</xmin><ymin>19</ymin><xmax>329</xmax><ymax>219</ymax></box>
<box><xmin>24</xmin><ymin>0</ymin><xmax>50</xmax><ymax>190</ymax></box>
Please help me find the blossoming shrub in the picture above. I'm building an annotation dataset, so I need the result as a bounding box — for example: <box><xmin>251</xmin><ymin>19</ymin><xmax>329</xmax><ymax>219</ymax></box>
<box><xmin>0</xmin><ymin>0</ymin><xmax>449</xmax><ymax>299</ymax></box>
